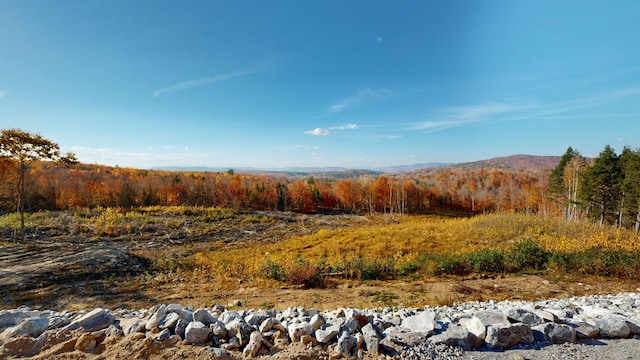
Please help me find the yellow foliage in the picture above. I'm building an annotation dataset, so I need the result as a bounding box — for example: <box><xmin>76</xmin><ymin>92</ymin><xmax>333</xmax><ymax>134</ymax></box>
<box><xmin>194</xmin><ymin>213</ymin><xmax>640</xmax><ymax>283</ymax></box>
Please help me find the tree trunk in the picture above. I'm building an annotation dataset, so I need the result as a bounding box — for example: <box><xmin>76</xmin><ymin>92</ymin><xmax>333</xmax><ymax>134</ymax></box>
<box><xmin>18</xmin><ymin>160</ymin><xmax>26</xmax><ymax>242</ymax></box>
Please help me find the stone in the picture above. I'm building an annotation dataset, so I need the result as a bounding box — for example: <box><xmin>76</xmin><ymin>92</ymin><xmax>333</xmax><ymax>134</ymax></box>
<box><xmin>335</xmin><ymin>332</ymin><xmax>357</xmax><ymax>357</ymax></box>
<box><xmin>145</xmin><ymin>304</ymin><xmax>166</xmax><ymax>330</ymax></box>
<box><xmin>400</xmin><ymin>310</ymin><xmax>436</xmax><ymax>335</ymax></box>
<box><xmin>193</xmin><ymin>309</ymin><xmax>216</xmax><ymax>326</ymax></box>
<box><xmin>119</xmin><ymin>318</ymin><xmax>146</xmax><ymax>335</ymax></box>
<box><xmin>210</xmin><ymin>320</ymin><xmax>228</xmax><ymax>338</ymax></box>
<box><xmin>593</xmin><ymin>317</ymin><xmax>631</xmax><ymax>338</ymax></box>
<box><xmin>534</xmin><ymin>310</ymin><xmax>558</xmax><ymax>323</ymax></box>
<box><xmin>185</xmin><ymin>321</ymin><xmax>211</xmax><ymax>344</ymax></box>
<box><xmin>1</xmin><ymin>317</ymin><xmax>49</xmax><ymax>340</ymax></box>
<box><xmin>166</xmin><ymin>304</ymin><xmax>192</xmax><ymax>320</ymax></box>
<box><xmin>300</xmin><ymin>334</ymin><xmax>317</xmax><ymax>346</ymax></box>
<box><xmin>532</xmin><ymin>323</ymin><xmax>576</xmax><ymax>344</ymax></box>
<box><xmin>175</xmin><ymin>318</ymin><xmax>189</xmax><ymax>339</ymax></box>
<box><xmin>159</xmin><ymin>312</ymin><xmax>180</xmax><ymax>330</ymax></box>
<box><xmin>309</xmin><ymin>313</ymin><xmax>325</xmax><ymax>330</ymax></box>
<box><xmin>506</xmin><ymin>308</ymin><xmax>543</xmax><ymax>326</ymax></box>
<box><xmin>207</xmin><ymin>347</ymin><xmax>231</xmax><ymax>358</ymax></box>
<box><xmin>155</xmin><ymin>328</ymin><xmax>171</xmax><ymax>341</ymax></box>
<box><xmin>459</xmin><ymin>316</ymin><xmax>486</xmax><ymax>348</ymax></box>
<box><xmin>259</xmin><ymin>317</ymin><xmax>278</xmax><ymax>333</ymax></box>
<box><xmin>360</xmin><ymin>323</ymin><xmax>380</xmax><ymax>354</ymax></box>
<box><xmin>382</xmin><ymin>326</ymin><xmax>427</xmax><ymax>346</ymax></box>
<box><xmin>243</xmin><ymin>331</ymin><xmax>262</xmax><ymax>358</ymax></box>
<box><xmin>288</xmin><ymin>322</ymin><xmax>312</xmax><ymax>342</ymax></box>
<box><xmin>104</xmin><ymin>324</ymin><xmax>124</xmax><ymax>338</ymax></box>
<box><xmin>430</xmin><ymin>322</ymin><xmax>470</xmax><ymax>349</ymax></box>
<box><xmin>74</xmin><ymin>333</ymin><xmax>96</xmax><ymax>352</ymax></box>
<box><xmin>485</xmin><ymin>323</ymin><xmax>534</xmax><ymax>349</ymax></box>
<box><xmin>65</xmin><ymin>308</ymin><xmax>115</xmax><ymax>332</ymax></box>
<box><xmin>316</xmin><ymin>324</ymin><xmax>340</xmax><ymax>343</ymax></box>
<box><xmin>475</xmin><ymin>310</ymin><xmax>510</xmax><ymax>327</ymax></box>
<box><xmin>570</xmin><ymin>321</ymin><xmax>600</xmax><ymax>339</ymax></box>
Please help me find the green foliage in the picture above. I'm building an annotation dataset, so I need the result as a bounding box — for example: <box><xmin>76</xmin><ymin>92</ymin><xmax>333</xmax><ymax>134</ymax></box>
<box><xmin>467</xmin><ymin>249</ymin><xmax>505</xmax><ymax>273</ymax></box>
<box><xmin>506</xmin><ymin>239</ymin><xmax>548</xmax><ymax>271</ymax></box>
<box><xmin>260</xmin><ymin>257</ymin><xmax>285</xmax><ymax>281</ymax></box>
<box><xmin>431</xmin><ymin>254</ymin><xmax>472</xmax><ymax>276</ymax></box>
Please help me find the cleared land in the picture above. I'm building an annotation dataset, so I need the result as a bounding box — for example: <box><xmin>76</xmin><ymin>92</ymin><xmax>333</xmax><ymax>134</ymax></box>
<box><xmin>1</xmin><ymin>208</ymin><xmax>639</xmax><ymax>311</ymax></box>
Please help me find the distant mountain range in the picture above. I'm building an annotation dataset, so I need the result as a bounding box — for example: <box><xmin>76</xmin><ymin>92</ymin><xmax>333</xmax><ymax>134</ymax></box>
<box><xmin>153</xmin><ymin>155</ymin><xmax>560</xmax><ymax>178</ymax></box>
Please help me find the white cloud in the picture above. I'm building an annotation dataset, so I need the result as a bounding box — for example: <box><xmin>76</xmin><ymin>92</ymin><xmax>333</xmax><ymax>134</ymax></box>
<box><xmin>305</xmin><ymin>128</ymin><xmax>331</xmax><ymax>136</ymax></box>
<box><xmin>376</xmin><ymin>36</ymin><xmax>383</xmax><ymax>43</ymax></box>
<box><xmin>153</xmin><ymin>61</ymin><xmax>270</xmax><ymax>97</ymax></box>
<box><xmin>407</xmin><ymin>102</ymin><xmax>532</xmax><ymax>132</ymax></box>
<box><xmin>330</xmin><ymin>123</ymin><xmax>358</xmax><ymax>130</ymax></box>
<box><xmin>163</xmin><ymin>145</ymin><xmax>175</xmax><ymax>150</ymax></box>
<box><xmin>0</xmin><ymin>90</ymin><xmax>7</xmax><ymax>98</ymax></box>
<box><xmin>328</xmin><ymin>88</ymin><xmax>382</xmax><ymax>113</ymax></box>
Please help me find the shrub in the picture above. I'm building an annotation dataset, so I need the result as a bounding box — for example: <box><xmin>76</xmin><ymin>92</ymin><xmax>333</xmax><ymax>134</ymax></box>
<box><xmin>287</xmin><ymin>263</ymin><xmax>323</xmax><ymax>288</ymax></box>
<box><xmin>467</xmin><ymin>249</ymin><xmax>505</xmax><ymax>273</ymax></box>
<box><xmin>260</xmin><ymin>257</ymin><xmax>285</xmax><ymax>281</ymax></box>
<box><xmin>432</xmin><ymin>255</ymin><xmax>471</xmax><ymax>276</ymax></box>
<box><xmin>506</xmin><ymin>239</ymin><xmax>548</xmax><ymax>272</ymax></box>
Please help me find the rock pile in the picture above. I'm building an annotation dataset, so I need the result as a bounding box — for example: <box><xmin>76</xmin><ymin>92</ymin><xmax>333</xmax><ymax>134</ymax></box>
<box><xmin>1</xmin><ymin>292</ymin><xmax>639</xmax><ymax>359</ymax></box>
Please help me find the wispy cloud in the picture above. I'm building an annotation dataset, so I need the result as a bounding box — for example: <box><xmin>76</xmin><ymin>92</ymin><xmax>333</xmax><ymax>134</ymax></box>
<box><xmin>407</xmin><ymin>102</ymin><xmax>531</xmax><ymax>132</ymax></box>
<box><xmin>328</xmin><ymin>88</ymin><xmax>386</xmax><ymax>113</ymax></box>
<box><xmin>305</xmin><ymin>128</ymin><xmax>331</xmax><ymax>136</ymax></box>
<box><xmin>329</xmin><ymin>123</ymin><xmax>358</xmax><ymax>130</ymax></box>
<box><xmin>305</xmin><ymin>123</ymin><xmax>358</xmax><ymax>136</ymax></box>
<box><xmin>407</xmin><ymin>86</ymin><xmax>640</xmax><ymax>133</ymax></box>
<box><xmin>153</xmin><ymin>62</ymin><xmax>271</xmax><ymax>97</ymax></box>
<box><xmin>0</xmin><ymin>90</ymin><xmax>7</xmax><ymax>98</ymax></box>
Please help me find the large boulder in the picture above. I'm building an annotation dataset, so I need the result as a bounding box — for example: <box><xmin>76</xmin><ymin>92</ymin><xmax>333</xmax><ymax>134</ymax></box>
<box><xmin>184</xmin><ymin>321</ymin><xmax>211</xmax><ymax>344</ymax></box>
<box><xmin>459</xmin><ymin>316</ymin><xmax>486</xmax><ymax>348</ymax></box>
<box><xmin>242</xmin><ymin>331</ymin><xmax>262</xmax><ymax>358</ymax></box>
<box><xmin>532</xmin><ymin>323</ymin><xmax>576</xmax><ymax>344</ymax></box>
<box><xmin>430</xmin><ymin>322</ymin><xmax>470</xmax><ymax>349</ymax></box>
<box><xmin>65</xmin><ymin>308</ymin><xmax>115</xmax><ymax>332</ymax></box>
<box><xmin>485</xmin><ymin>323</ymin><xmax>534</xmax><ymax>349</ymax></box>
<box><xmin>400</xmin><ymin>310</ymin><xmax>436</xmax><ymax>335</ymax></box>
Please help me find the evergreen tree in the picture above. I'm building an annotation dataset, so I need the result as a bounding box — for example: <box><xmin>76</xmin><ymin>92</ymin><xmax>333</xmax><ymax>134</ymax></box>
<box><xmin>580</xmin><ymin>145</ymin><xmax>622</xmax><ymax>227</ymax></box>
<box><xmin>620</xmin><ymin>147</ymin><xmax>640</xmax><ymax>231</ymax></box>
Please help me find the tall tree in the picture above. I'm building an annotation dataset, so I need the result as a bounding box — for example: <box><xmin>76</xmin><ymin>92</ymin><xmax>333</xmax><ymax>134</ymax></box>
<box><xmin>0</xmin><ymin>129</ymin><xmax>76</xmax><ymax>241</ymax></box>
<box><xmin>580</xmin><ymin>145</ymin><xmax>621</xmax><ymax>227</ymax></box>
<box><xmin>620</xmin><ymin>147</ymin><xmax>640</xmax><ymax>231</ymax></box>
<box><xmin>549</xmin><ymin>147</ymin><xmax>584</xmax><ymax>219</ymax></box>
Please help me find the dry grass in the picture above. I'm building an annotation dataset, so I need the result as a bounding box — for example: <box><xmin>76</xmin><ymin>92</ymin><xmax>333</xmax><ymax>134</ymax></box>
<box><xmin>193</xmin><ymin>213</ymin><xmax>640</xmax><ymax>285</ymax></box>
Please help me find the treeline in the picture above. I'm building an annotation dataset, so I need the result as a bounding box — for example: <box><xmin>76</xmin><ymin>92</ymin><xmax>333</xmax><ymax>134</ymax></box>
<box><xmin>0</xmin><ymin>161</ymin><xmax>551</xmax><ymax>216</ymax></box>
<box><xmin>550</xmin><ymin>145</ymin><xmax>640</xmax><ymax>230</ymax></box>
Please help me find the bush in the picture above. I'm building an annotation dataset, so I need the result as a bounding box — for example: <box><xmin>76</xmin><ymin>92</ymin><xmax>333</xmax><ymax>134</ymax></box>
<box><xmin>287</xmin><ymin>263</ymin><xmax>323</xmax><ymax>288</ymax></box>
<box><xmin>432</xmin><ymin>255</ymin><xmax>471</xmax><ymax>276</ymax></box>
<box><xmin>467</xmin><ymin>249</ymin><xmax>505</xmax><ymax>273</ymax></box>
<box><xmin>506</xmin><ymin>239</ymin><xmax>548</xmax><ymax>272</ymax></box>
<box><xmin>260</xmin><ymin>257</ymin><xmax>285</xmax><ymax>281</ymax></box>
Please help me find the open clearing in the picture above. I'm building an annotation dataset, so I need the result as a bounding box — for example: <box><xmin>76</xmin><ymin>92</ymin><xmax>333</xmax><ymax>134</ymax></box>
<box><xmin>2</xmin><ymin>210</ymin><xmax>639</xmax><ymax>312</ymax></box>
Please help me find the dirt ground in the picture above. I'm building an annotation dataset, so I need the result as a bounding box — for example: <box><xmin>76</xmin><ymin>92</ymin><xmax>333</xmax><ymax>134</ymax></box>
<box><xmin>2</xmin><ymin>241</ymin><xmax>639</xmax><ymax>312</ymax></box>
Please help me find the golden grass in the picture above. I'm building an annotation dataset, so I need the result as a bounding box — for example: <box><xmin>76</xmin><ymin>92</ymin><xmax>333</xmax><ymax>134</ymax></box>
<box><xmin>194</xmin><ymin>213</ymin><xmax>640</xmax><ymax>282</ymax></box>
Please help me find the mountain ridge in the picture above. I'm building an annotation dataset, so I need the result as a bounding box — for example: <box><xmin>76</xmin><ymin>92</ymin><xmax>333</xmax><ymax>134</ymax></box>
<box><xmin>151</xmin><ymin>154</ymin><xmax>561</xmax><ymax>177</ymax></box>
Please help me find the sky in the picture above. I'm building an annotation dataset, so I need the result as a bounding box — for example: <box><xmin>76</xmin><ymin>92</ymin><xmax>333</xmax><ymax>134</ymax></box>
<box><xmin>1</xmin><ymin>1</ymin><xmax>640</xmax><ymax>170</ymax></box>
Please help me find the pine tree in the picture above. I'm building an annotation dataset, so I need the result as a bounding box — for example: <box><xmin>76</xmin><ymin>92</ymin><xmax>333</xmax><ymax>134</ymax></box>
<box><xmin>580</xmin><ymin>145</ymin><xmax>622</xmax><ymax>227</ymax></box>
<box><xmin>620</xmin><ymin>147</ymin><xmax>640</xmax><ymax>231</ymax></box>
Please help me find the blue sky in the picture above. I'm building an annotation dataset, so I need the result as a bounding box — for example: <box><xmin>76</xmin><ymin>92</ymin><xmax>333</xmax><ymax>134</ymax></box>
<box><xmin>1</xmin><ymin>1</ymin><xmax>640</xmax><ymax>169</ymax></box>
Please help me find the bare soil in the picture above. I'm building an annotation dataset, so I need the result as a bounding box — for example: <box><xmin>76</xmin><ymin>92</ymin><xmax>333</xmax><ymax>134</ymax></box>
<box><xmin>2</xmin><ymin>211</ymin><xmax>640</xmax><ymax>359</ymax></box>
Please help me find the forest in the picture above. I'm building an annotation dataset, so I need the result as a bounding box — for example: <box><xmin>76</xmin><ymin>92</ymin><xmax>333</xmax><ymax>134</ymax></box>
<box><xmin>1</xmin><ymin>134</ymin><xmax>639</xmax><ymax>231</ymax></box>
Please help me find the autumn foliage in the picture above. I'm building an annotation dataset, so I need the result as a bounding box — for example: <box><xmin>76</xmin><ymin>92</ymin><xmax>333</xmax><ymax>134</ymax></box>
<box><xmin>0</xmin><ymin>162</ymin><xmax>553</xmax><ymax>217</ymax></box>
